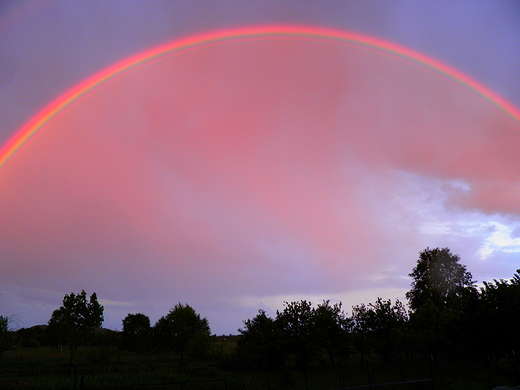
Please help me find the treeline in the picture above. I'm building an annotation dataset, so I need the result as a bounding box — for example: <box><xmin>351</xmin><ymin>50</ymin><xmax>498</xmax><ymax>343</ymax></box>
<box><xmin>122</xmin><ymin>303</ymin><xmax>212</xmax><ymax>366</ymax></box>
<box><xmin>236</xmin><ymin>261</ymin><xmax>518</xmax><ymax>371</ymax></box>
<box><xmin>3</xmin><ymin>247</ymin><xmax>520</xmax><ymax>371</ymax></box>
<box><xmin>3</xmin><ymin>298</ymin><xmax>212</xmax><ymax>365</ymax></box>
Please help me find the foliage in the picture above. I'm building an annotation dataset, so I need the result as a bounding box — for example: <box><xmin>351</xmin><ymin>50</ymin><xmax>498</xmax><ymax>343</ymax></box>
<box><xmin>408</xmin><ymin>298</ymin><xmax>459</xmax><ymax>357</ymax></box>
<box><xmin>313</xmin><ymin>300</ymin><xmax>352</xmax><ymax>364</ymax></box>
<box><xmin>47</xmin><ymin>290</ymin><xmax>104</xmax><ymax>361</ymax></box>
<box><xmin>239</xmin><ymin>300</ymin><xmax>351</xmax><ymax>370</ymax></box>
<box><xmin>276</xmin><ymin>300</ymin><xmax>318</xmax><ymax>369</ymax></box>
<box><xmin>406</xmin><ymin>247</ymin><xmax>475</xmax><ymax>311</ymax></box>
<box><xmin>238</xmin><ymin>309</ymin><xmax>284</xmax><ymax>369</ymax></box>
<box><xmin>6</xmin><ymin>246</ymin><xmax>520</xmax><ymax>387</ymax></box>
<box><xmin>21</xmin><ymin>339</ymin><xmax>41</xmax><ymax>348</ymax></box>
<box><xmin>351</xmin><ymin>298</ymin><xmax>408</xmax><ymax>361</ymax></box>
<box><xmin>16</xmin><ymin>325</ymin><xmax>49</xmax><ymax>347</ymax></box>
<box><xmin>406</xmin><ymin>248</ymin><xmax>480</xmax><ymax>358</ymax></box>
<box><xmin>122</xmin><ymin>313</ymin><xmax>151</xmax><ymax>353</ymax></box>
<box><xmin>153</xmin><ymin>303</ymin><xmax>211</xmax><ymax>365</ymax></box>
<box><xmin>0</xmin><ymin>315</ymin><xmax>17</xmax><ymax>356</ymax></box>
<box><xmin>478</xmin><ymin>272</ymin><xmax>520</xmax><ymax>357</ymax></box>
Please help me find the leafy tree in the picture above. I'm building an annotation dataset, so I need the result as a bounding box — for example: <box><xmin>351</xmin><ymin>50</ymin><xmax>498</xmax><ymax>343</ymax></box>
<box><xmin>408</xmin><ymin>298</ymin><xmax>458</xmax><ymax>357</ymax></box>
<box><xmin>406</xmin><ymin>248</ymin><xmax>480</xmax><ymax>359</ymax></box>
<box><xmin>153</xmin><ymin>303</ymin><xmax>211</xmax><ymax>366</ymax></box>
<box><xmin>313</xmin><ymin>300</ymin><xmax>351</xmax><ymax>365</ymax></box>
<box><xmin>350</xmin><ymin>302</ymin><xmax>372</xmax><ymax>359</ymax></box>
<box><xmin>406</xmin><ymin>247</ymin><xmax>474</xmax><ymax>311</ymax></box>
<box><xmin>238</xmin><ymin>309</ymin><xmax>284</xmax><ymax>369</ymax></box>
<box><xmin>47</xmin><ymin>290</ymin><xmax>104</xmax><ymax>361</ymax></box>
<box><xmin>0</xmin><ymin>315</ymin><xmax>17</xmax><ymax>356</ymax></box>
<box><xmin>122</xmin><ymin>313</ymin><xmax>151</xmax><ymax>353</ymax></box>
<box><xmin>351</xmin><ymin>298</ymin><xmax>408</xmax><ymax>361</ymax></box>
<box><xmin>153</xmin><ymin>316</ymin><xmax>172</xmax><ymax>353</ymax></box>
<box><xmin>239</xmin><ymin>300</ymin><xmax>352</xmax><ymax>372</ymax></box>
<box><xmin>276</xmin><ymin>300</ymin><xmax>319</xmax><ymax>370</ymax></box>
<box><xmin>478</xmin><ymin>272</ymin><xmax>520</xmax><ymax>357</ymax></box>
<box><xmin>16</xmin><ymin>325</ymin><xmax>48</xmax><ymax>348</ymax></box>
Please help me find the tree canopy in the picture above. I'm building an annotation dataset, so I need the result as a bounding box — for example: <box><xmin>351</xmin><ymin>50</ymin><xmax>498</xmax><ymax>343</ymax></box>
<box><xmin>238</xmin><ymin>309</ymin><xmax>284</xmax><ymax>368</ymax></box>
<box><xmin>239</xmin><ymin>300</ymin><xmax>351</xmax><ymax>370</ymax></box>
<box><xmin>153</xmin><ymin>303</ymin><xmax>211</xmax><ymax>365</ymax></box>
<box><xmin>351</xmin><ymin>298</ymin><xmax>407</xmax><ymax>361</ymax></box>
<box><xmin>122</xmin><ymin>313</ymin><xmax>151</xmax><ymax>353</ymax></box>
<box><xmin>0</xmin><ymin>315</ymin><xmax>16</xmax><ymax>356</ymax></box>
<box><xmin>406</xmin><ymin>247</ymin><xmax>474</xmax><ymax>311</ymax></box>
<box><xmin>47</xmin><ymin>290</ymin><xmax>104</xmax><ymax>361</ymax></box>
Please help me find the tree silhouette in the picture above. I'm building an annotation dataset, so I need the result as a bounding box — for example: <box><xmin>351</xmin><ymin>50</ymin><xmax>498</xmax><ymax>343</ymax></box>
<box><xmin>406</xmin><ymin>248</ymin><xmax>479</xmax><ymax>359</ymax></box>
<box><xmin>122</xmin><ymin>313</ymin><xmax>151</xmax><ymax>353</ymax></box>
<box><xmin>351</xmin><ymin>298</ymin><xmax>408</xmax><ymax>361</ymax></box>
<box><xmin>239</xmin><ymin>300</ymin><xmax>352</xmax><ymax>371</ymax></box>
<box><xmin>479</xmin><ymin>272</ymin><xmax>520</xmax><ymax>357</ymax></box>
<box><xmin>47</xmin><ymin>290</ymin><xmax>104</xmax><ymax>361</ymax></box>
<box><xmin>276</xmin><ymin>300</ymin><xmax>318</xmax><ymax>370</ymax></box>
<box><xmin>154</xmin><ymin>303</ymin><xmax>211</xmax><ymax>366</ymax></box>
<box><xmin>406</xmin><ymin>247</ymin><xmax>474</xmax><ymax>311</ymax></box>
<box><xmin>238</xmin><ymin>309</ymin><xmax>284</xmax><ymax>369</ymax></box>
<box><xmin>313</xmin><ymin>300</ymin><xmax>351</xmax><ymax>365</ymax></box>
<box><xmin>0</xmin><ymin>315</ymin><xmax>17</xmax><ymax>356</ymax></box>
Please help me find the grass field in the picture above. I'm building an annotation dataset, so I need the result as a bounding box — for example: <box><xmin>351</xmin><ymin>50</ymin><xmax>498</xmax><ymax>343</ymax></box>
<box><xmin>0</xmin><ymin>341</ymin><xmax>516</xmax><ymax>390</ymax></box>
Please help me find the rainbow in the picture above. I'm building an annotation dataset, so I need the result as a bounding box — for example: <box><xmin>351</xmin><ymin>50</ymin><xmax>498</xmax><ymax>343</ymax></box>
<box><xmin>1</xmin><ymin>25</ymin><xmax>519</xmax><ymax>168</ymax></box>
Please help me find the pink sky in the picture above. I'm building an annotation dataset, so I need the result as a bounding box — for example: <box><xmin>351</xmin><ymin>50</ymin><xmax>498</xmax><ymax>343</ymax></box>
<box><xmin>1</xmin><ymin>1</ymin><xmax>520</xmax><ymax>334</ymax></box>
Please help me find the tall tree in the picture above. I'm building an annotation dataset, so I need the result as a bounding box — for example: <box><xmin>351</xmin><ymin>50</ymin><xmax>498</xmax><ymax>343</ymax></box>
<box><xmin>351</xmin><ymin>298</ymin><xmax>408</xmax><ymax>361</ymax></box>
<box><xmin>154</xmin><ymin>303</ymin><xmax>211</xmax><ymax>366</ymax></box>
<box><xmin>122</xmin><ymin>313</ymin><xmax>151</xmax><ymax>353</ymax></box>
<box><xmin>406</xmin><ymin>247</ymin><xmax>474</xmax><ymax>311</ymax></box>
<box><xmin>47</xmin><ymin>290</ymin><xmax>104</xmax><ymax>361</ymax></box>
<box><xmin>238</xmin><ymin>309</ymin><xmax>284</xmax><ymax>369</ymax></box>
<box><xmin>239</xmin><ymin>301</ymin><xmax>352</xmax><ymax>371</ymax></box>
<box><xmin>479</xmin><ymin>272</ymin><xmax>520</xmax><ymax>357</ymax></box>
<box><xmin>313</xmin><ymin>300</ymin><xmax>351</xmax><ymax>365</ymax></box>
<box><xmin>0</xmin><ymin>315</ymin><xmax>16</xmax><ymax>357</ymax></box>
<box><xmin>276</xmin><ymin>300</ymin><xmax>318</xmax><ymax>370</ymax></box>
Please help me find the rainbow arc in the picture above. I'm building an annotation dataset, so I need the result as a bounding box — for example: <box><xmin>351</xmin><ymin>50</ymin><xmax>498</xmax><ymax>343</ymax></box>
<box><xmin>1</xmin><ymin>25</ymin><xmax>519</xmax><ymax>168</ymax></box>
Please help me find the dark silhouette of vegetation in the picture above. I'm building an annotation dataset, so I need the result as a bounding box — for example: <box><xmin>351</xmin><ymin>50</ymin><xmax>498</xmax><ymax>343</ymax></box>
<box><xmin>236</xmin><ymin>247</ymin><xmax>520</xmax><ymax>387</ymax></box>
<box><xmin>122</xmin><ymin>312</ymin><xmax>151</xmax><ymax>353</ymax></box>
<box><xmin>237</xmin><ymin>309</ymin><xmax>284</xmax><ymax>369</ymax></box>
<box><xmin>0</xmin><ymin>315</ymin><xmax>17</xmax><ymax>356</ymax></box>
<box><xmin>16</xmin><ymin>325</ymin><xmax>48</xmax><ymax>348</ymax></box>
<box><xmin>153</xmin><ymin>303</ymin><xmax>212</xmax><ymax>366</ymax></box>
<box><xmin>47</xmin><ymin>290</ymin><xmax>104</xmax><ymax>361</ymax></box>
<box><xmin>478</xmin><ymin>272</ymin><xmax>520</xmax><ymax>358</ymax></box>
<box><xmin>276</xmin><ymin>300</ymin><xmax>319</xmax><ymax>371</ymax></box>
<box><xmin>5</xmin><ymin>247</ymin><xmax>520</xmax><ymax>389</ymax></box>
<box><xmin>313</xmin><ymin>300</ymin><xmax>351</xmax><ymax>365</ymax></box>
<box><xmin>406</xmin><ymin>247</ymin><xmax>475</xmax><ymax>311</ymax></box>
<box><xmin>351</xmin><ymin>298</ymin><xmax>407</xmax><ymax>362</ymax></box>
<box><xmin>238</xmin><ymin>300</ymin><xmax>352</xmax><ymax>374</ymax></box>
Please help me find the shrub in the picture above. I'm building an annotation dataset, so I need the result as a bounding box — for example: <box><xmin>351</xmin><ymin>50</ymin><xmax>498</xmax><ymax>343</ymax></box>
<box><xmin>21</xmin><ymin>339</ymin><xmax>40</xmax><ymax>348</ymax></box>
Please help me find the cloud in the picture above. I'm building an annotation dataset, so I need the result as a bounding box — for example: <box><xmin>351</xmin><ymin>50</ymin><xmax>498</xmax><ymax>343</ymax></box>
<box><xmin>477</xmin><ymin>222</ymin><xmax>520</xmax><ymax>260</ymax></box>
<box><xmin>99</xmin><ymin>299</ymin><xmax>135</xmax><ymax>307</ymax></box>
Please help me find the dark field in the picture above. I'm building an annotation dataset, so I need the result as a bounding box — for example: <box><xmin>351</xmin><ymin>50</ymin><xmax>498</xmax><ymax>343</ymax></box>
<box><xmin>0</xmin><ymin>340</ymin><xmax>516</xmax><ymax>390</ymax></box>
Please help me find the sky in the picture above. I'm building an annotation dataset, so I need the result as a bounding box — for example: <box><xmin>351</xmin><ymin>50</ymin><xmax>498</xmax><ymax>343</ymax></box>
<box><xmin>0</xmin><ymin>0</ymin><xmax>520</xmax><ymax>335</ymax></box>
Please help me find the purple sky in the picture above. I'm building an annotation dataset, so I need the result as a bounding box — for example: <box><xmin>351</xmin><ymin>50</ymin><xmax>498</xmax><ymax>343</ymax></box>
<box><xmin>1</xmin><ymin>0</ymin><xmax>520</xmax><ymax>335</ymax></box>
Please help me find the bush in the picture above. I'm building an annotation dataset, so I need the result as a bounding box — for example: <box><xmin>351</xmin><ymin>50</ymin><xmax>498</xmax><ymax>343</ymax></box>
<box><xmin>21</xmin><ymin>339</ymin><xmax>40</xmax><ymax>348</ymax></box>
